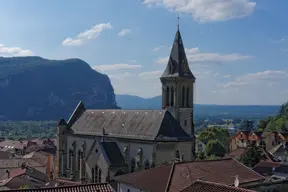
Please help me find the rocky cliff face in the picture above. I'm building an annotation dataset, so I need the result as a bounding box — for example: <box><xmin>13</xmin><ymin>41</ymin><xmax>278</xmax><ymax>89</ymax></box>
<box><xmin>0</xmin><ymin>56</ymin><xmax>119</xmax><ymax>120</ymax></box>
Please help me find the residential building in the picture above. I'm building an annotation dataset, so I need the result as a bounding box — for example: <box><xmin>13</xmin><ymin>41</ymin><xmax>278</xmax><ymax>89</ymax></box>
<box><xmin>0</xmin><ymin>166</ymin><xmax>49</xmax><ymax>190</ymax></box>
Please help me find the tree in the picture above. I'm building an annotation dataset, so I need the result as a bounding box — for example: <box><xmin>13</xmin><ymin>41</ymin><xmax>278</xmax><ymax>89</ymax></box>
<box><xmin>196</xmin><ymin>151</ymin><xmax>206</xmax><ymax>160</ymax></box>
<box><xmin>257</xmin><ymin>120</ymin><xmax>268</xmax><ymax>130</ymax></box>
<box><xmin>205</xmin><ymin>140</ymin><xmax>226</xmax><ymax>157</ymax></box>
<box><xmin>238</xmin><ymin>143</ymin><xmax>266</xmax><ymax>167</ymax></box>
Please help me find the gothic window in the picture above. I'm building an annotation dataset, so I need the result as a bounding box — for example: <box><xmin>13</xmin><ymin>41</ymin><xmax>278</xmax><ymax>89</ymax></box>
<box><xmin>166</xmin><ymin>87</ymin><xmax>170</xmax><ymax>106</ymax></box>
<box><xmin>77</xmin><ymin>150</ymin><xmax>81</xmax><ymax>171</ymax></box>
<box><xmin>91</xmin><ymin>168</ymin><xmax>95</xmax><ymax>183</ymax></box>
<box><xmin>184</xmin><ymin>120</ymin><xmax>187</xmax><ymax>126</ymax></box>
<box><xmin>186</xmin><ymin>88</ymin><xmax>190</xmax><ymax>107</ymax></box>
<box><xmin>182</xmin><ymin>86</ymin><xmax>185</xmax><ymax>107</ymax></box>
<box><xmin>171</xmin><ymin>87</ymin><xmax>174</xmax><ymax>106</ymax></box>
<box><xmin>68</xmin><ymin>150</ymin><xmax>72</xmax><ymax>170</ymax></box>
<box><xmin>94</xmin><ymin>165</ymin><xmax>99</xmax><ymax>183</ymax></box>
<box><xmin>144</xmin><ymin>160</ymin><xmax>150</xmax><ymax>170</ymax></box>
<box><xmin>98</xmin><ymin>168</ymin><xmax>102</xmax><ymax>183</ymax></box>
<box><xmin>175</xmin><ymin>150</ymin><xmax>180</xmax><ymax>159</ymax></box>
<box><xmin>131</xmin><ymin>158</ymin><xmax>136</xmax><ymax>172</ymax></box>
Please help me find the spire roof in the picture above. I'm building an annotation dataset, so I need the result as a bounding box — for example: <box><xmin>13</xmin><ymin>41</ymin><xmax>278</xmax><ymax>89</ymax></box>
<box><xmin>161</xmin><ymin>29</ymin><xmax>195</xmax><ymax>80</ymax></box>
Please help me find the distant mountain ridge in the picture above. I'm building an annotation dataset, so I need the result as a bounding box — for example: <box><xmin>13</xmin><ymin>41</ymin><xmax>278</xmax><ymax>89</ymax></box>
<box><xmin>115</xmin><ymin>94</ymin><xmax>280</xmax><ymax>120</ymax></box>
<box><xmin>0</xmin><ymin>56</ymin><xmax>119</xmax><ymax>121</ymax></box>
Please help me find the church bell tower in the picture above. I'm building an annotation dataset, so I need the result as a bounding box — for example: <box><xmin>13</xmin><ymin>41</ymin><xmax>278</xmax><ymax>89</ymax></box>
<box><xmin>160</xmin><ymin>24</ymin><xmax>196</xmax><ymax>153</ymax></box>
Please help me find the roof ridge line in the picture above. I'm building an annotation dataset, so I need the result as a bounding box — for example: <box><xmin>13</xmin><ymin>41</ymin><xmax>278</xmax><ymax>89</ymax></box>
<box><xmin>165</xmin><ymin>161</ymin><xmax>176</xmax><ymax>192</ymax></box>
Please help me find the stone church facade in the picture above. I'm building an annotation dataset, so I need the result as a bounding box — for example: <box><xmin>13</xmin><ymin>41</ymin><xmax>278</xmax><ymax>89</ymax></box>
<box><xmin>56</xmin><ymin>27</ymin><xmax>196</xmax><ymax>183</ymax></box>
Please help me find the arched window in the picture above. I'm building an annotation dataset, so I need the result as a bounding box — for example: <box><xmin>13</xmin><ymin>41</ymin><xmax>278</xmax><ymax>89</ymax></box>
<box><xmin>68</xmin><ymin>150</ymin><xmax>72</xmax><ymax>170</ymax></box>
<box><xmin>144</xmin><ymin>160</ymin><xmax>150</xmax><ymax>170</ymax></box>
<box><xmin>175</xmin><ymin>150</ymin><xmax>180</xmax><ymax>159</ymax></box>
<box><xmin>77</xmin><ymin>150</ymin><xmax>81</xmax><ymax>171</ymax></box>
<box><xmin>98</xmin><ymin>168</ymin><xmax>102</xmax><ymax>183</ymax></box>
<box><xmin>94</xmin><ymin>165</ymin><xmax>99</xmax><ymax>183</ymax></box>
<box><xmin>182</xmin><ymin>86</ymin><xmax>185</xmax><ymax>107</ymax></box>
<box><xmin>166</xmin><ymin>87</ymin><xmax>170</xmax><ymax>106</ymax></box>
<box><xmin>171</xmin><ymin>87</ymin><xmax>174</xmax><ymax>106</ymax></box>
<box><xmin>91</xmin><ymin>168</ymin><xmax>95</xmax><ymax>183</ymax></box>
<box><xmin>131</xmin><ymin>158</ymin><xmax>136</xmax><ymax>172</ymax></box>
<box><xmin>186</xmin><ymin>88</ymin><xmax>190</xmax><ymax>107</ymax></box>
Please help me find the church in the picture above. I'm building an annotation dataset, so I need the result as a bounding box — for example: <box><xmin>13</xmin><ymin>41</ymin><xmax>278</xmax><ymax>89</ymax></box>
<box><xmin>56</xmin><ymin>26</ymin><xmax>196</xmax><ymax>183</ymax></box>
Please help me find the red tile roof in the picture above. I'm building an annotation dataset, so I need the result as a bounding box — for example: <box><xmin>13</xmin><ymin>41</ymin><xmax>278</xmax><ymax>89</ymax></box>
<box><xmin>115</xmin><ymin>158</ymin><xmax>265</xmax><ymax>192</ymax></box>
<box><xmin>180</xmin><ymin>180</ymin><xmax>256</xmax><ymax>192</ymax></box>
<box><xmin>115</xmin><ymin>163</ymin><xmax>172</xmax><ymax>192</ymax></box>
<box><xmin>0</xmin><ymin>183</ymin><xmax>114</xmax><ymax>192</ymax></box>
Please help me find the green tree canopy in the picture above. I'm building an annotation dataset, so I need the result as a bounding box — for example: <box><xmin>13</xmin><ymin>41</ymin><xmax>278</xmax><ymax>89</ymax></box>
<box><xmin>238</xmin><ymin>143</ymin><xmax>266</xmax><ymax>167</ymax></box>
<box><xmin>198</xmin><ymin>127</ymin><xmax>230</xmax><ymax>152</ymax></box>
<box><xmin>205</xmin><ymin>140</ymin><xmax>226</xmax><ymax>157</ymax></box>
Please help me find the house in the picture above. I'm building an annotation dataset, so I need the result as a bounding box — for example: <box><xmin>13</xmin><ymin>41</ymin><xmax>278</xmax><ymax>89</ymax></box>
<box><xmin>252</xmin><ymin>161</ymin><xmax>288</xmax><ymax>180</ymax></box>
<box><xmin>0</xmin><ymin>166</ymin><xmax>49</xmax><ymax>190</ymax></box>
<box><xmin>195</xmin><ymin>139</ymin><xmax>206</xmax><ymax>154</ymax></box>
<box><xmin>0</xmin><ymin>183</ymin><xmax>114</xmax><ymax>192</ymax></box>
<box><xmin>57</xmin><ymin>26</ymin><xmax>197</xmax><ymax>183</ymax></box>
<box><xmin>114</xmin><ymin>158</ymin><xmax>265</xmax><ymax>192</ymax></box>
<box><xmin>225</xmin><ymin>146</ymin><xmax>280</xmax><ymax>163</ymax></box>
<box><xmin>180</xmin><ymin>180</ymin><xmax>256</xmax><ymax>192</ymax></box>
<box><xmin>230</xmin><ymin>131</ymin><xmax>250</xmax><ymax>151</ymax></box>
<box><xmin>0</xmin><ymin>140</ymin><xmax>28</xmax><ymax>154</ymax></box>
<box><xmin>230</xmin><ymin>131</ymin><xmax>280</xmax><ymax>152</ymax></box>
<box><xmin>269</xmin><ymin>143</ymin><xmax>288</xmax><ymax>162</ymax></box>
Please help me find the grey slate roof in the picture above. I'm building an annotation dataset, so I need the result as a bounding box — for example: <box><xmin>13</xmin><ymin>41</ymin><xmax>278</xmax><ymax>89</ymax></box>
<box><xmin>161</xmin><ymin>29</ymin><xmax>195</xmax><ymax>80</ymax></box>
<box><xmin>70</xmin><ymin>109</ymin><xmax>192</xmax><ymax>141</ymax></box>
<box><xmin>100</xmin><ymin>142</ymin><xmax>126</xmax><ymax>167</ymax></box>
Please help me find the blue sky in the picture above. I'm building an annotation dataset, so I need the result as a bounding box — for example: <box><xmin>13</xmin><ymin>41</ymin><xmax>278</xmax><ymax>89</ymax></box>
<box><xmin>0</xmin><ymin>0</ymin><xmax>288</xmax><ymax>105</ymax></box>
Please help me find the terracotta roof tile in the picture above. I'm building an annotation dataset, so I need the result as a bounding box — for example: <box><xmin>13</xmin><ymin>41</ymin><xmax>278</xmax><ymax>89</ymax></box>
<box><xmin>115</xmin><ymin>164</ymin><xmax>172</xmax><ymax>192</ymax></box>
<box><xmin>180</xmin><ymin>180</ymin><xmax>256</xmax><ymax>192</ymax></box>
<box><xmin>0</xmin><ymin>183</ymin><xmax>114</xmax><ymax>192</ymax></box>
<box><xmin>253</xmin><ymin>161</ymin><xmax>281</xmax><ymax>176</ymax></box>
<box><xmin>116</xmin><ymin>158</ymin><xmax>265</xmax><ymax>192</ymax></box>
<box><xmin>168</xmin><ymin>158</ymin><xmax>264</xmax><ymax>192</ymax></box>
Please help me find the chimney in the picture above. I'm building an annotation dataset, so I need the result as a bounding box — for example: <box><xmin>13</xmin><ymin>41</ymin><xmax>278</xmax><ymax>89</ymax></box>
<box><xmin>6</xmin><ymin>170</ymin><xmax>10</xmax><ymax>179</ymax></box>
<box><xmin>234</xmin><ymin>175</ymin><xmax>239</xmax><ymax>187</ymax></box>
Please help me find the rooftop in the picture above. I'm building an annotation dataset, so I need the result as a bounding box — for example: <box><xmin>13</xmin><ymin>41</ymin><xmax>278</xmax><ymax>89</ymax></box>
<box><xmin>0</xmin><ymin>183</ymin><xmax>114</xmax><ymax>192</ymax></box>
<box><xmin>180</xmin><ymin>180</ymin><xmax>256</xmax><ymax>192</ymax></box>
<box><xmin>115</xmin><ymin>158</ymin><xmax>265</xmax><ymax>192</ymax></box>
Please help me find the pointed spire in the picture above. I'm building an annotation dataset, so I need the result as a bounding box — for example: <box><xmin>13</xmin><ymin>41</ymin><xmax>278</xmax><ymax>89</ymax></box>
<box><xmin>161</xmin><ymin>26</ymin><xmax>195</xmax><ymax>80</ymax></box>
<box><xmin>177</xmin><ymin>14</ymin><xmax>180</xmax><ymax>30</ymax></box>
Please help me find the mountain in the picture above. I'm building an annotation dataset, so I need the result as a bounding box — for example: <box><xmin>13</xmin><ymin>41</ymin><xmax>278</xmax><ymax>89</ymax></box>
<box><xmin>0</xmin><ymin>56</ymin><xmax>119</xmax><ymax>121</ymax></box>
<box><xmin>115</xmin><ymin>94</ymin><xmax>280</xmax><ymax>120</ymax></box>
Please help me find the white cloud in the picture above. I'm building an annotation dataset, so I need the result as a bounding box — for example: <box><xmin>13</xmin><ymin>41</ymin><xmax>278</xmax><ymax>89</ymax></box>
<box><xmin>156</xmin><ymin>47</ymin><xmax>253</xmax><ymax>64</ymax></box>
<box><xmin>152</xmin><ymin>45</ymin><xmax>164</xmax><ymax>52</ymax></box>
<box><xmin>138</xmin><ymin>70</ymin><xmax>162</xmax><ymax>79</ymax></box>
<box><xmin>62</xmin><ymin>23</ymin><xmax>112</xmax><ymax>46</ymax></box>
<box><xmin>0</xmin><ymin>44</ymin><xmax>34</xmax><ymax>56</ymax></box>
<box><xmin>223</xmin><ymin>74</ymin><xmax>231</xmax><ymax>78</ymax></box>
<box><xmin>118</xmin><ymin>29</ymin><xmax>131</xmax><ymax>36</ymax></box>
<box><xmin>220</xmin><ymin>70</ymin><xmax>288</xmax><ymax>88</ymax></box>
<box><xmin>92</xmin><ymin>64</ymin><xmax>141</xmax><ymax>71</ymax></box>
<box><xmin>108</xmin><ymin>72</ymin><xmax>132</xmax><ymax>80</ymax></box>
<box><xmin>142</xmin><ymin>0</ymin><xmax>256</xmax><ymax>22</ymax></box>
